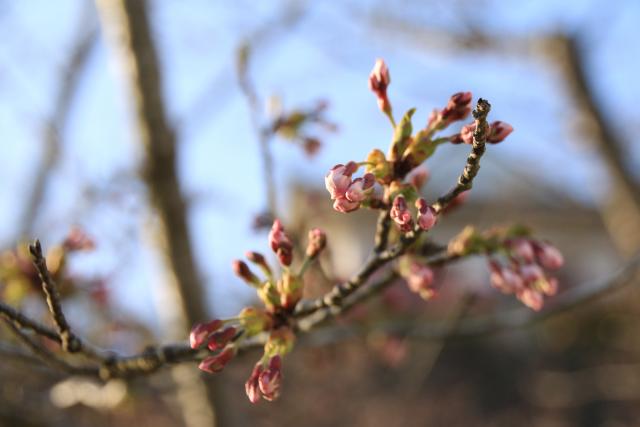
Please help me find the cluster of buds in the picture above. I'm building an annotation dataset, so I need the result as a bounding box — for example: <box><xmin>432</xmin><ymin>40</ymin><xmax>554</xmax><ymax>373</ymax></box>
<box><xmin>390</xmin><ymin>195</ymin><xmax>437</xmax><ymax>233</ymax></box>
<box><xmin>451</xmin><ymin>121</ymin><xmax>513</xmax><ymax>145</ymax></box>
<box><xmin>192</xmin><ymin>220</ymin><xmax>326</xmax><ymax>402</ymax></box>
<box><xmin>488</xmin><ymin>239</ymin><xmax>564</xmax><ymax>311</ymax></box>
<box><xmin>325</xmin><ymin>162</ymin><xmax>376</xmax><ymax>213</ymax></box>
<box><xmin>270</xmin><ymin>99</ymin><xmax>337</xmax><ymax>157</ymax></box>
<box><xmin>399</xmin><ymin>260</ymin><xmax>436</xmax><ymax>301</ymax></box>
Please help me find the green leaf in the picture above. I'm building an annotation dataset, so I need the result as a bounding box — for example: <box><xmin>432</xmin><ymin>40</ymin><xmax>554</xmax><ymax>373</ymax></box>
<box><xmin>389</xmin><ymin>108</ymin><xmax>416</xmax><ymax>161</ymax></box>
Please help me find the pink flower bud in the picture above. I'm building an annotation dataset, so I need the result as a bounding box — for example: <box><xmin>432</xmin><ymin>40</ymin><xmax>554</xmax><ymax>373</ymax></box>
<box><xmin>306</xmin><ymin>228</ymin><xmax>327</xmax><ymax>259</ymax></box>
<box><xmin>390</xmin><ymin>195</ymin><xmax>414</xmax><ymax>232</ymax></box>
<box><xmin>368</xmin><ymin>59</ymin><xmax>391</xmax><ymax>113</ymax></box>
<box><xmin>333</xmin><ymin>196</ymin><xmax>360</xmax><ymax>213</ymax></box>
<box><xmin>232</xmin><ymin>260</ymin><xmax>261</xmax><ymax>286</ymax></box>
<box><xmin>536</xmin><ymin>276</ymin><xmax>558</xmax><ymax>296</ymax></box>
<box><xmin>460</xmin><ymin>123</ymin><xmax>475</xmax><ymax>145</ymax></box>
<box><xmin>517</xmin><ymin>288</ymin><xmax>544</xmax><ymax>311</ymax></box>
<box><xmin>245</xmin><ymin>251</ymin><xmax>272</xmax><ymax>277</ymax></box>
<box><xmin>325</xmin><ymin>162</ymin><xmax>358</xmax><ymax>199</ymax></box>
<box><xmin>189</xmin><ymin>319</ymin><xmax>223</xmax><ymax>349</ymax></box>
<box><xmin>519</xmin><ymin>264</ymin><xmax>545</xmax><ymax>284</ymax></box>
<box><xmin>269</xmin><ymin>219</ymin><xmax>293</xmax><ymax>266</ymax></box>
<box><xmin>198</xmin><ymin>347</ymin><xmax>236</xmax><ymax>374</ymax></box>
<box><xmin>509</xmin><ymin>239</ymin><xmax>535</xmax><ymax>263</ymax></box>
<box><xmin>258</xmin><ymin>355</ymin><xmax>283</xmax><ymax>401</ymax></box>
<box><xmin>415</xmin><ymin>198</ymin><xmax>437</xmax><ymax>231</ymax></box>
<box><xmin>245</xmin><ymin>363</ymin><xmax>264</xmax><ymax>403</ymax></box>
<box><xmin>488</xmin><ymin>261</ymin><xmax>523</xmax><ymax>294</ymax></box>
<box><xmin>534</xmin><ymin>243</ymin><xmax>564</xmax><ymax>270</ymax></box>
<box><xmin>345</xmin><ymin>173</ymin><xmax>375</xmax><ymax>203</ymax></box>
<box><xmin>405</xmin><ymin>263</ymin><xmax>434</xmax><ymax>300</ymax></box>
<box><xmin>487</xmin><ymin>121</ymin><xmax>513</xmax><ymax>144</ymax></box>
<box><xmin>441</xmin><ymin>92</ymin><xmax>472</xmax><ymax>124</ymax></box>
<box><xmin>207</xmin><ymin>327</ymin><xmax>237</xmax><ymax>351</ymax></box>
<box><xmin>63</xmin><ymin>227</ymin><xmax>95</xmax><ymax>251</ymax></box>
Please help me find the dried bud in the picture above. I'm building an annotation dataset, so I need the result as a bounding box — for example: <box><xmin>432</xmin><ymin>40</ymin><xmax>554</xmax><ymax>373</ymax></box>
<box><xmin>198</xmin><ymin>347</ymin><xmax>236</xmax><ymax>374</ymax></box>
<box><xmin>306</xmin><ymin>228</ymin><xmax>327</xmax><ymax>259</ymax></box>
<box><xmin>415</xmin><ymin>198</ymin><xmax>437</xmax><ymax>231</ymax></box>
<box><xmin>269</xmin><ymin>219</ymin><xmax>293</xmax><ymax>267</ymax></box>
<box><xmin>390</xmin><ymin>195</ymin><xmax>414</xmax><ymax>232</ymax></box>
<box><xmin>189</xmin><ymin>319</ymin><xmax>223</xmax><ymax>349</ymax></box>
<box><xmin>368</xmin><ymin>58</ymin><xmax>391</xmax><ymax>114</ymax></box>
<box><xmin>259</xmin><ymin>355</ymin><xmax>283</xmax><ymax>401</ymax></box>
<box><xmin>232</xmin><ymin>260</ymin><xmax>261</xmax><ymax>287</ymax></box>
<box><xmin>239</xmin><ymin>307</ymin><xmax>272</xmax><ymax>336</ymax></box>
<box><xmin>207</xmin><ymin>327</ymin><xmax>237</xmax><ymax>351</ymax></box>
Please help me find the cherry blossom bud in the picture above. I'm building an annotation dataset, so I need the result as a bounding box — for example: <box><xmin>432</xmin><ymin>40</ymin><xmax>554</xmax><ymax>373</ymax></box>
<box><xmin>390</xmin><ymin>195</ymin><xmax>414</xmax><ymax>232</ymax></box>
<box><xmin>489</xmin><ymin>261</ymin><xmax>523</xmax><ymax>294</ymax></box>
<box><xmin>460</xmin><ymin>123</ymin><xmax>475</xmax><ymax>145</ymax></box>
<box><xmin>325</xmin><ymin>162</ymin><xmax>358</xmax><ymax>199</ymax></box>
<box><xmin>517</xmin><ymin>288</ymin><xmax>544</xmax><ymax>311</ymax></box>
<box><xmin>405</xmin><ymin>263</ymin><xmax>435</xmax><ymax>300</ymax></box>
<box><xmin>345</xmin><ymin>173</ymin><xmax>375</xmax><ymax>202</ymax></box>
<box><xmin>536</xmin><ymin>276</ymin><xmax>558</xmax><ymax>296</ymax></box>
<box><xmin>259</xmin><ymin>355</ymin><xmax>283</xmax><ymax>401</ymax></box>
<box><xmin>245</xmin><ymin>363</ymin><xmax>264</xmax><ymax>403</ymax></box>
<box><xmin>232</xmin><ymin>260</ymin><xmax>261</xmax><ymax>287</ymax></box>
<box><xmin>306</xmin><ymin>228</ymin><xmax>327</xmax><ymax>259</ymax></box>
<box><xmin>207</xmin><ymin>327</ymin><xmax>237</xmax><ymax>351</ymax></box>
<box><xmin>63</xmin><ymin>227</ymin><xmax>95</xmax><ymax>251</ymax></box>
<box><xmin>408</xmin><ymin>167</ymin><xmax>430</xmax><ymax>190</ymax></box>
<box><xmin>534</xmin><ymin>243</ymin><xmax>564</xmax><ymax>270</ymax></box>
<box><xmin>333</xmin><ymin>196</ymin><xmax>360</xmax><ymax>213</ymax></box>
<box><xmin>487</xmin><ymin>121</ymin><xmax>513</xmax><ymax>144</ymax></box>
<box><xmin>508</xmin><ymin>239</ymin><xmax>535</xmax><ymax>263</ymax></box>
<box><xmin>441</xmin><ymin>92</ymin><xmax>472</xmax><ymax>123</ymax></box>
<box><xmin>239</xmin><ymin>307</ymin><xmax>272</xmax><ymax>336</ymax></box>
<box><xmin>520</xmin><ymin>264</ymin><xmax>545</xmax><ymax>284</ymax></box>
<box><xmin>368</xmin><ymin>59</ymin><xmax>391</xmax><ymax>114</ymax></box>
<box><xmin>198</xmin><ymin>347</ymin><xmax>236</xmax><ymax>374</ymax></box>
<box><xmin>303</xmin><ymin>137</ymin><xmax>321</xmax><ymax>157</ymax></box>
<box><xmin>269</xmin><ymin>219</ymin><xmax>293</xmax><ymax>266</ymax></box>
<box><xmin>190</xmin><ymin>319</ymin><xmax>223</xmax><ymax>349</ymax></box>
<box><xmin>415</xmin><ymin>198</ymin><xmax>437</xmax><ymax>231</ymax></box>
<box><xmin>246</xmin><ymin>251</ymin><xmax>272</xmax><ymax>277</ymax></box>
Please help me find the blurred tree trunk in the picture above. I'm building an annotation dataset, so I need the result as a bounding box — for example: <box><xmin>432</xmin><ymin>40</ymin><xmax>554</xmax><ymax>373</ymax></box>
<box><xmin>94</xmin><ymin>1</ymin><xmax>227</xmax><ymax>426</ymax></box>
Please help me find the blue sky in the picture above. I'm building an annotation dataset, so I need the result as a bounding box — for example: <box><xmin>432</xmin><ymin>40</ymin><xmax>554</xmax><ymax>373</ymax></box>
<box><xmin>0</xmin><ymin>0</ymin><xmax>638</xmax><ymax>331</ymax></box>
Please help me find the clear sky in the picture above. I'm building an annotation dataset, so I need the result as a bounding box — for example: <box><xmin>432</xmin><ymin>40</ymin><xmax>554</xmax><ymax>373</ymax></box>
<box><xmin>0</xmin><ymin>0</ymin><xmax>638</xmax><ymax>331</ymax></box>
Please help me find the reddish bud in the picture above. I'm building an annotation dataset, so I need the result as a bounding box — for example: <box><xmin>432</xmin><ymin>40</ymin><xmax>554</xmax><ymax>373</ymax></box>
<box><xmin>333</xmin><ymin>196</ymin><xmax>360</xmax><ymax>213</ymax></box>
<box><xmin>63</xmin><ymin>227</ymin><xmax>95</xmax><ymax>251</ymax></box>
<box><xmin>303</xmin><ymin>137</ymin><xmax>321</xmax><ymax>157</ymax></box>
<box><xmin>306</xmin><ymin>228</ymin><xmax>327</xmax><ymax>259</ymax></box>
<box><xmin>440</xmin><ymin>92</ymin><xmax>472</xmax><ymax>124</ymax></box>
<box><xmin>508</xmin><ymin>239</ymin><xmax>535</xmax><ymax>263</ymax></box>
<box><xmin>415</xmin><ymin>198</ymin><xmax>437</xmax><ymax>231</ymax></box>
<box><xmin>519</xmin><ymin>264</ymin><xmax>545</xmax><ymax>284</ymax></box>
<box><xmin>190</xmin><ymin>319</ymin><xmax>223</xmax><ymax>349</ymax></box>
<box><xmin>325</xmin><ymin>163</ymin><xmax>356</xmax><ymax>200</ymax></box>
<box><xmin>405</xmin><ymin>263</ymin><xmax>435</xmax><ymax>300</ymax></box>
<box><xmin>487</xmin><ymin>121</ymin><xmax>513</xmax><ymax>143</ymax></box>
<box><xmin>390</xmin><ymin>195</ymin><xmax>414</xmax><ymax>232</ymax></box>
<box><xmin>207</xmin><ymin>327</ymin><xmax>237</xmax><ymax>351</ymax></box>
<box><xmin>516</xmin><ymin>288</ymin><xmax>544</xmax><ymax>311</ymax></box>
<box><xmin>489</xmin><ymin>261</ymin><xmax>524</xmax><ymax>294</ymax></box>
<box><xmin>534</xmin><ymin>243</ymin><xmax>564</xmax><ymax>270</ymax></box>
<box><xmin>245</xmin><ymin>363</ymin><xmax>264</xmax><ymax>403</ymax></box>
<box><xmin>232</xmin><ymin>260</ymin><xmax>261</xmax><ymax>286</ymax></box>
<box><xmin>198</xmin><ymin>347</ymin><xmax>236</xmax><ymax>374</ymax></box>
<box><xmin>245</xmin><ymin>251</ymin><xmax>272</xmax><ymax>277</ymax></box>
<box><xmin>368</xmin><ymin>59</ymin><xmax>391</xmax><ymax>114</ymax></box>
<box><xmin>269</xmin><ymin>219</ymin><xmax>293</xmax><ymax>266</ymax></box>
<box><xmin>259</xmin><ymin>356</ymin><xmax>283</xmax><ymax>401</ymax></box>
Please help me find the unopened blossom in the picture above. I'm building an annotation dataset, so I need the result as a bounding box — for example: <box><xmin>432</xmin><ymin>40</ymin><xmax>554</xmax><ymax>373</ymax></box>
<box><xmin>245</xmin><ymin>251</ymin><xmax>272</xmax><ymax>277</ymax></box>
<box><xmin>536</xmin><ymin>276</ymin><xmax>558</xmax><ymax>297</ymax></box>
<box><xmin>519</xmin><ymin>263</ymin><xmax>545</xmax><ymax>284</ymax></box>
<box><xmin>207</xmin><ymin>327</ymin><xmax>237</xmax><ymax>351</ymax></box>
<box><xmin>306</xmin><ymin>228</ymin><xmax>327</xmax><ymax>259</ymax></box>
<box><xmin>333</xmin><ymin>196</ymin><xmax>361</xmax><ymax>213</ymax></box>
<box><xmin>198</xmin><ymin>347</ymin><xmax>236</xmax><ymax>373</ymax></box>
<box><xmin>190</xmin><ymin>319</ymin><xmax>223</xmax><ymax>349</ymax></box>
<box><xmin>324</xmin><ymin>162</ymin><xmax>357</xmax><ymax>199</ymax></box>
<box><xmin>368</xmin><ymin>59</ymin><xmax>391</xmax><ymax>114</ymax></box>
<box><xmin>63</xmin><ymin>227</ymin><xmax>95</xmax><ymax>251</ymax></box>
<box><xmin>458</xmin><ymin>121</ymin><xmax>514</xmax><ymax>145</ymax></box>
<box><xmin>534</xmin><ymin>242</ymin><xmax>564</xmax><ymax>270</ymax></box>
<box><xmin>245</xmin><ymin>363</ymin><xmax>264</xmax><ymax>403</ymax></box>
<box><xmin>269</xmin><ymin>219</ymin><xmax>293</xmax><ymax>266</ymax></box>
<box><xmin>489</xmin><ymin>261</ymin><xmax>523</xmax><ymax>294</ymax></box>
<box><xmin>232</xmin><ymin>260</ymin><xmax>261</xmax><ymax>286</ymax></box>
<box><xmin>259</xmin><ymin>355</ymin><xmax>283</xmax><ymax>401</ymax></box>
<box><xmin>508</xmin><ymin>239</ymin><xmax>535</xmax><ymax>263</ymax></box>
<box><xmin>415</xmin><ymin>198</ymin><xmax>437</xmax><ymax>231</ymax></box>
<box><xmin>517</xmin><ymin>288</ymin><xmax>544</xmax><ymax>311</ymax></box>
<box><xmin>405</xmin><ymin>263</ymin><xmax>435</xmax><ymax>300</ymax></box>
<box><xmin>390</xmin><ymin>195</ymin><xmax>414</xmax><ymax>232</ymax></box>
<box><xmin>436</xmin><ymin>92</ymin><xmax>472</xmax><ymax>127</ymax></box>
<box><xmin>345</xmin><ymin>174</ymin><xmax>375</xmax><ymax>203</ymax></box>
